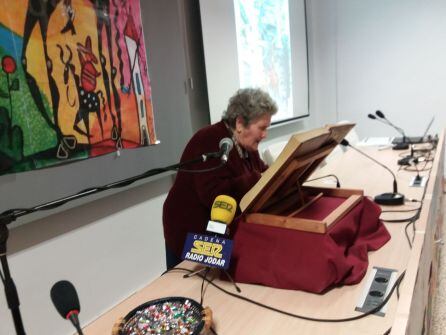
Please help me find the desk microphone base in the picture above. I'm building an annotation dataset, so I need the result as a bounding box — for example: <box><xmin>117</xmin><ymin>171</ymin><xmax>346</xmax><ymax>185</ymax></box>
<box><xmin>392</xmin><ymin>143</ymin><xmax>409</xmax><ymax>150</ymax></box>
<box><xmin>374</xmin><ymin>193</ymin><xmax>405</xmax><ymax>206</ymax></box>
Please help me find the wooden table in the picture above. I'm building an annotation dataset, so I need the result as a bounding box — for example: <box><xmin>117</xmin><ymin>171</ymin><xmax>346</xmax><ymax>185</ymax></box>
<box><xmin>83</xmin><ymin>132</ymin><xmax>444</xmax><ymax>335</ymax></box>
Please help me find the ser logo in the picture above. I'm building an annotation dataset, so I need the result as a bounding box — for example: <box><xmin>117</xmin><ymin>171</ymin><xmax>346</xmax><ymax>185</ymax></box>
<box><xmin>191</xmin><ymin>240</ymin><xmax>223</xmax><ymax>258</ymax></box>
<box><xmin>212</xmin><ymin>201</ymin><xmax>233</xmax><ymax>212</ymax></box>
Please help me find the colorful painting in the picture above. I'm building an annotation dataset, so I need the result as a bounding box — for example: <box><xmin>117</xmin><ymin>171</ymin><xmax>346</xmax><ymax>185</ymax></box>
<box><xmin>234</xmin><ymin>0</ymin><xmax>293</xmax><ymax>122</ymax></box>
<box><xmin>0</xmin><ymin>0</ymin><xmax>157</xmax><ymax>175</ymax></box>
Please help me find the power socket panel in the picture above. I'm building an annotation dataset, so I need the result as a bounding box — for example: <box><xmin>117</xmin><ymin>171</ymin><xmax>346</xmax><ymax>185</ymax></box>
<box><xmin>409</xmin><ymin>175</ymin><xmax>427</xmax><ymax>187</ymax></box>
<box><xmin>355</xmin><ymin>267</ymin><xmax>397</xmax><ymax>317</ymax></box>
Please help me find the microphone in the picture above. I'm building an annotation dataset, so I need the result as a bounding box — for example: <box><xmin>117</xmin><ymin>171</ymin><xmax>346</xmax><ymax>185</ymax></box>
<box><xmin>372</xmin><ymin>110</ymin><xmax>409</xmax><ymax>150</ymax></box>
<box><xmin>219</xmin><ymin>138</ymin><xmax>233</xmax><ymax>163</ymax></box>
<box><xmin>182</xmin><ymin>195</ymin><xmax>237</xmax><ymax>271</ymax></box>
<box><xmin>340</xmin><ymin>139</ymin><xmax>404</xmax><ymax>206</ymax></box>
<box><xmin>50</xmin><ymin>280</ymin><xmax>84</xmax><ymax>335</ymax></box>
<box><xmin>367</xmin><ymin>113</ymin><xmax>379</xmax><ymax>121</ymax></box>
<box><xmin>206</xmin><ymin>195</ymin><xmax>237</xmax><ymax>235</ymax></box>
<box><xmin>182</xmin><ymin>195</ymin><xmax>240</xmax><ymax>290</ymax></box>
<box><xmin>368</xmin><ymin>113</ymin><xmax>392</xmax><ymax>128</ymax></box>
<box><xmin>367</xmin><ymin>113</ymin><xmax>391</xmax><ymax>126</ymax></box>
<box><xmin>375</xmin><ymin>110</ymin><xmax>406</xmax><ymax>137</ymax></box>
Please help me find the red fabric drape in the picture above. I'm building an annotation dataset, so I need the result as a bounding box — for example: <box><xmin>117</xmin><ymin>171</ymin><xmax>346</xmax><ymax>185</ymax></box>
<box><xmin>230</xmin><ymin>197</ymin><xmax>390</xmax><ymax>293</ymax></box>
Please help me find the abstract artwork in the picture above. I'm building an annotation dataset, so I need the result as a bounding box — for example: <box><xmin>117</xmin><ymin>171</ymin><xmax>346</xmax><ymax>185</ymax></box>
<box><xmin>0</xmin><ymin>0</ymin><xmax>157</xmax><ymax>175</ymax></box>
<box><xmin>234</xmin><ymin>0</ymin><xmax>293</xmax><ymax>122</ymax></box>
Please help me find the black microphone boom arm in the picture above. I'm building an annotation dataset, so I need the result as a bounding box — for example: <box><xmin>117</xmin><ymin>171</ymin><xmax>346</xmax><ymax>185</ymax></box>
<box><xmin>340</xmin><ymin>139</ymin><xmax>404</xmax><ymax>206</ymax></box>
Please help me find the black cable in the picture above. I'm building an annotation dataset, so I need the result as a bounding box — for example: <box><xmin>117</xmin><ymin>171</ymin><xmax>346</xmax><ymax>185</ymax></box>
<box><xmin>304</xmin><ymin>174</ymin><xmax>341</xmax><ymax>188</ymax></box>
<box><xmin>402</xmin><ymin>166</ymin><xmax>431</xmax><ymax>173</ymax></box>
<box><xmin>381</xmin><ymin>207</ymin><xmax>421</xmax><ymax>214</ymax></box>
<box><xmin>381</xmin><ymin>199</ymin><xmax>422</xmax><ymax>223</ymax></box>
<box><xmin>381</xmin><ymin>215</ymin><xmax>418</xmax><ymax>223</ymax></box>
<box><xmin>177</xmin><ymin>163</ymin><xmax>225</xmax><ymax>173</ymax></box>
<box><xmin>165</xmin><ymin>267</ymin><xmax>406</xmax><ymax>324</ymax></box>
<box><xmin>0</xmin><ymin>155</ymin><xmax>226</xmax><ymax>223</ymax></box>
<box><xmin>381</xmin><ymin>199</ymin><xmax>422</xmax><ymax>247</ymax></box>
<box><xmin>381</xmin><ymin>211</ymin><xmax>420</xmax><ymax>223</ymax></box>
<box><xmin>200</xmin><ymin>268</ymin><xmax>210</xmax><ymax>305</ymax></box>
<box><xmin>393</xmin><ymin>165</ymin><xmax>432</xmax><ymax>249</ymax></box>
<box><xmin>404</xmin><ymin>221</ymin><xmax>413</xmax><ymax>249</ymax></box>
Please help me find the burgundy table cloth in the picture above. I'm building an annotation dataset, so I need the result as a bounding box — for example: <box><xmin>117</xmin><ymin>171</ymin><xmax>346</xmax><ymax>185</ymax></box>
<box><xmin>229</xmin><ymin>196</ymin><xmax>391</xmax><ymax>293</ymax></box>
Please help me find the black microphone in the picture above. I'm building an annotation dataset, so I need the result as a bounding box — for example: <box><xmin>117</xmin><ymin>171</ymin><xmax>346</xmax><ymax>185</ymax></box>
<box><xmin>219</xmin><ymin>138</ymin><xmax>233</xmax><ymax>163</ymax></box>
<box><xmin>368</xmin><ymin>113</ymin><xmax>390</xmax><ymax>126</ymax></box>
<box><xmin>50</xmin><ymin>280</ymin><xmax>84</xmax><ymax>335</ymax></box>
<box><xmin>375</xmin><ymin>110</ymin><xmax>385</xmax><ymax>119</ymax></box>
<box><xmin>373</xmin><ymin>110</ymin><xmax>409</xmax><ymax>150</ymax></box>
<box><xmin>368</xmin><ymin>113</ymin><xmax>404</xmax><ymax>141</ymax></box>
<box><xmin>340</xmin><ymin>139</ymin><xmax>404</xmax><ymax>206</ymax></box>
<box><xmin>375</xmin><ymin>110</ymin><xmax>406</xmax><ymax>136</ymax></box>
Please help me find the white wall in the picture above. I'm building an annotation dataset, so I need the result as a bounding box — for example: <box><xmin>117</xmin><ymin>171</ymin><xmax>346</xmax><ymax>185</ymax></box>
<box><xmin>335</xmin><ymin>0</ymin><xmax>446</xmax><ymax>138</ymax></box>
<box><xmin>0</xmin><ymin>176</ymin><xmax>170</xmax><ymax>335</ymax></box>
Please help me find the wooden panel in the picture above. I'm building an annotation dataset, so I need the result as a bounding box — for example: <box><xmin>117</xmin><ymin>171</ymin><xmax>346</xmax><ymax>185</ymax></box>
<box><xmin>266</xmin><ymin>144</ymin><xmax>338</xmax><ymax>203</ymax></box>
<box><xmin>292</xmin><ymin>145</ymin><xmax>336</xmax><ymax>169</ymax></box>
<box><xmin>245</xmin><ymin>213</ymin><xmax>327</xmax><ymax>233</ymax></box>
<box><xmin>253</xmin><ymin>142</ymin><xmax>335</xmax><ymax>212</ymax></box>
<box><xmin>288</xmin><ymin>193</ymin><xmax>324</xmax><ymax>217</ymax></box>
<box><xmin>324</xmin><ymin>194</ymin><xmax>362</xmax><ymax>229</ymax></box>
<box><xmin>303</xmin><ymin>186</ymin><xmax>364</xmax><ymax>197</ymax></box>
<box><xmin>393</xmin><ymin>131</ymin><xmax>445</xmax><ymax>335</ymax></box>
<box><xmin>263</xmin><ymin>189</ymin><xmax>304</xmax><ymax>215</ymax></box>
<box><xmin>248</xmin><ymin>159</ymin><xmax>302</xmax><ymax>213</ymax></box>
<box><xmin>240</xmin><ymin>123</ymin><xmax>355</xmax><ymax>213</ymax></box>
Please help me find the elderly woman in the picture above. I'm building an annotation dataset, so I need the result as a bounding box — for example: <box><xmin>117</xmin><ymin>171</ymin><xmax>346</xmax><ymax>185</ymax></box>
<box><xmin>163</xmin><ymin>88</ymin><xmax>278</xmax><ymax>269</ymax></box>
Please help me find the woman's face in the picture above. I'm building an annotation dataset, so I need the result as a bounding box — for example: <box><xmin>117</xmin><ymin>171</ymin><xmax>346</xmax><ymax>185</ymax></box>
<box><xmin>235</xmin><ymin>114</ymin><xmax>272</xmax><ymax>152</ymax></box>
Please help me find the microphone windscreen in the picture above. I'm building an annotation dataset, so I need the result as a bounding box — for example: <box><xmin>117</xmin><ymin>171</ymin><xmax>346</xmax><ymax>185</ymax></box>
<box><xmin>375</xmin><ymin>110</ymin><xmax>385</xmax><ymax>118</ymax></box>
<box><xmin>210</xmin><ymin>195</ymin><xmax>237</xmax><ymax>225</ymax></box>
<box><xmin>219</xmin><ymin>137</ymin><xmax>233</xmax><ymax>151</ymax></box>
<box><xmin>340</xmin><ymin>139</ymin><xmax>349</xmax><ymax>147</ymax></box>
<box><xmin>367</xmin><ymin>114</ymin><xmax>376</xmax><ymax>119</ymax></box>
<box><xmin>50</xmin><ymin>280</ymin><xmax>80</xmax><ymax>319</ymax></box>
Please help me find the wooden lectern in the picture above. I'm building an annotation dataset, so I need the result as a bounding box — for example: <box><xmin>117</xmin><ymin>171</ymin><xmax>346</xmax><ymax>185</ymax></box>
<box><xmin>240</xmin><ymin>123</ymin><xmax>363</xmax><ymax>234</ymax></box>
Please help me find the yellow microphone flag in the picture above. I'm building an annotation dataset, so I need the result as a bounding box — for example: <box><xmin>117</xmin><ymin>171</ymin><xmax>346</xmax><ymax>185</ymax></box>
<box><xmin>210</xmin><ymin>195</ymin><xmax>237</xmax><ymax>225</ymax></box>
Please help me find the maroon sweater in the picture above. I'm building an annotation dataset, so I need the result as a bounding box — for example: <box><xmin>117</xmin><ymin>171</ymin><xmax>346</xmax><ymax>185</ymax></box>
<box><xmin>163</xmin><ymin>121</ymin><xmax>268</xmax><ymax>257</ymax></box>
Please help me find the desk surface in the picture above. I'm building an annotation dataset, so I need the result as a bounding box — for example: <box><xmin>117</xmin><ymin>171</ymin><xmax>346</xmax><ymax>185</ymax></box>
<box><xmin>83</xmin><ymin>133</ymin><xmax>444</xmax><ymax>335</ymax></box>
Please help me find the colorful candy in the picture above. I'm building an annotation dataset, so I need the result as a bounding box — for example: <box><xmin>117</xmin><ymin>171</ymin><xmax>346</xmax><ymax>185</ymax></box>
<box><xmin>121</xmin><ymin>300</ymin><xmax>202</xmax><ymax>335</ymax></box>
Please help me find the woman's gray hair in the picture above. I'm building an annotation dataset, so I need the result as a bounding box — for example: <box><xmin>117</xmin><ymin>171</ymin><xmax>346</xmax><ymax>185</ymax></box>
<box><xmin>222</xmin><ymin>88</ymin><xmax>278</xmax><ymax>128</ymax></box>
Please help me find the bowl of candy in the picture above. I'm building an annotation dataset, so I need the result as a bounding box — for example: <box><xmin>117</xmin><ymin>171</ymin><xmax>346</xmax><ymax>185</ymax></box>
<box><xmin>112</xmin><ymin>297</ymin><xmax>212</xmax><ymax>335</ymax></box>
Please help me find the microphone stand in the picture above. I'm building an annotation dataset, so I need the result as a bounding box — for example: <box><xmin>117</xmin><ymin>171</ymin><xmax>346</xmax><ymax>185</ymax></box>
<box><xmin>341</xmin><ymin>140</ymin><xmax>405</xmax><ymax>206</ymax></box>
<box><xmin>375</xmin><ymin>111</ymin><xmax>410</xmax><ymax>150</ymax></box>
<box><xmin>183</xmin><ymin>266</ymin><xmax>241</xmax><ymax>293</ymax></box>
<box><xmin>0</xmin><ymin>220</ymin><xmax>26</xmax><ymax>335</ymax></box>
<box><xmin>0</xmin><ymin>151</ymin><xmax>223</xmax><ymax>335</ymax></box>
<box><xmin>68</xmin><ymin>313</ymin><xmax>84</xmax><ymax>335</ymax></box>
<box><xmin>183</xmin><ymin>221</ymin><xmax>241</xmax><ymax>293</ymax></box>
<box><xmin>368</xmin><ymin>112</ymin><xmax>409</xmax><ymax>150</ymax></box>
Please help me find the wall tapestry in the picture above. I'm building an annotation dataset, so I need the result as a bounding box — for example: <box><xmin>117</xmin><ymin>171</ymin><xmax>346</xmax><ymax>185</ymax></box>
<box><xmin>0</xmin><ymin>0</ymin><xmax>157</xmax><ymax>175</ymax></box>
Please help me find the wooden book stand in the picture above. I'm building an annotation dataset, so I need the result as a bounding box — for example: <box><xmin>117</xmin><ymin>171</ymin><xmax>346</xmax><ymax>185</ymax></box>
<box><xmin>240</xmin><ymin>123</ymin><xmax>363</xmax><ymax>234</ymax></box>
